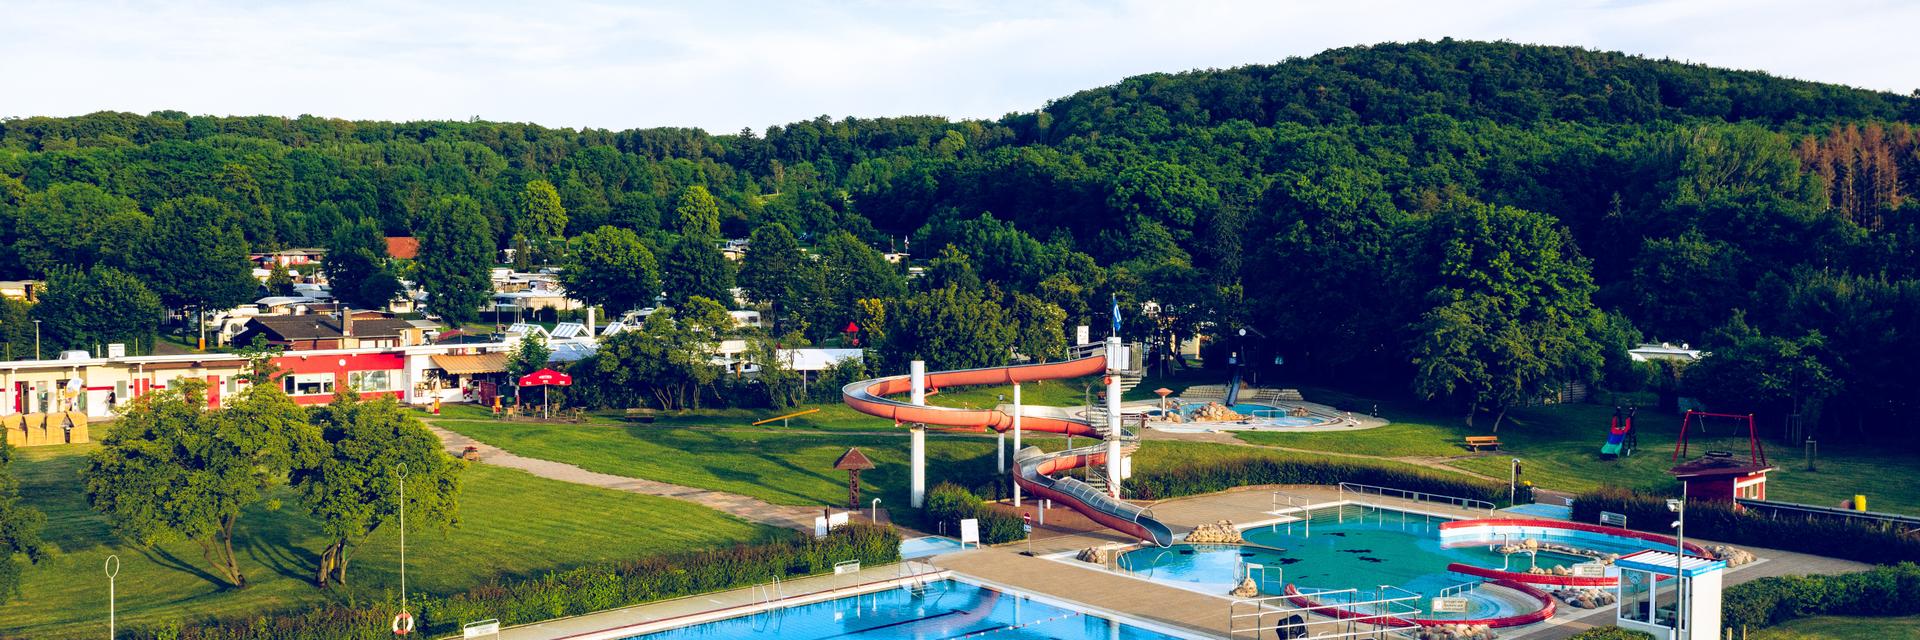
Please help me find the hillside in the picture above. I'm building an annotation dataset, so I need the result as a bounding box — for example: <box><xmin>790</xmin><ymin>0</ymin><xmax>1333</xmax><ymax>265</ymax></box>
<box><xmin>3</xmin><ymin>39</ymin><xmax>1918</xmax><ymax>439</ymax></box>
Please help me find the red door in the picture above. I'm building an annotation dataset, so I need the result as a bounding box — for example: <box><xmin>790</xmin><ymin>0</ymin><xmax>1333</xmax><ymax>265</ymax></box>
<box><xmin>207</xmin><ymin>375</ymin><xmax>221</xmax><ymax>408</ymax></box>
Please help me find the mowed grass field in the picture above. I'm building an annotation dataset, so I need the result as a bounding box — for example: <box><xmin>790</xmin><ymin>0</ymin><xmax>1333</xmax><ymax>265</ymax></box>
<box><xmin>5</xmin><ymin>445</ymin><xmax>781</xmax><ymax>639</ymax></box>
<box><xmin>1750</xmin><ymin>615</ymin><xmax>1920</xmax><ymax>639</ymax></box>
<box><xmin>1216</xmin><ymin>384</ymin><xmax>1920</xmax><ymax>514</ymax></box>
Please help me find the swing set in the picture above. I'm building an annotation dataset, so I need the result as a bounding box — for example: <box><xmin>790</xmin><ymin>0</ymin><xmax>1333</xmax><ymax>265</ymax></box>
<box><xmin>1672</xmin><ymin>410</ymin><xmax>1766</xmax><ymax>467</ymax></box>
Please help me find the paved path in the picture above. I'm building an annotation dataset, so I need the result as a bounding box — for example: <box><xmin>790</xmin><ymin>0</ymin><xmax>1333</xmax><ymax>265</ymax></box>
<box><xmin>429</xmin><ymin>425</ymin><xmax>824</xmax><ymax>532</ymax></box>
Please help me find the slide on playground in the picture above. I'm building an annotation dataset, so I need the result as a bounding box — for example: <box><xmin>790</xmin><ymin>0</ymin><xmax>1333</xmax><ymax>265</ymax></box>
<box><xmin>1600</xmin><ymin>407</ymin><xmax>1636</xmax><ymax>458</ymax></box>
<box><xmin>842</xmin><ymin>352</ymin><xmax>1174</xmax><ymax>547</ymax></box>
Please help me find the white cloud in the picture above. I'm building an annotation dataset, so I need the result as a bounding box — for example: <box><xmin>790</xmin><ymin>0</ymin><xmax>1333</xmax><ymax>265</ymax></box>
<box><xmin>3</xmin><ymin>0</ymin><xmax>1913</xmax><ymax>132</ymax></box>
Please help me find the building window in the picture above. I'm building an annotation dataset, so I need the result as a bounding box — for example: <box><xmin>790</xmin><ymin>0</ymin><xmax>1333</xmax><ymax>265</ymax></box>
<box><xmin>1737</xmin><ymin>482</ymin><xmax>1761</xmax><ymax>499</ymax></box>
<box><xmin>348</xmin><ymin>370</ymin><xmax>391</xmax><ymax>392</ymax></box>
<box><xmin>284</xmin><ymin>373</ymin><xmax>335</xmax><ymax>396</ymax></box>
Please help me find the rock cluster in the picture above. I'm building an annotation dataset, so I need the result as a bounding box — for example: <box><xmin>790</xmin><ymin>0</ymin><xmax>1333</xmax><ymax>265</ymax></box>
<box><xmin>1416</xmin><ymin>624</ymin><xmax>1493</xmax><ymax>640</ymax></box>
<box><xmin>1229</xmin><ymin>576</ymin><xmax>1260</xmax><ymax>597</ymax></box>
<box><xmin>1076</xmin><ymin>547</ymin><xmax>1113</xmax><ymax>564</ymax></box>
<box><xmin>1287</xmin><ymin>406</ymin><xmax>1310</xmax><ymax>417</ymax></box>
<box><xmin>1185</xmin><ymin>520</ymin><xmax>1245</xmax><ymax>544</ymax></box>
<box><xmin>1707</xmin><ymin>544</ymin><xmax>1755</xmax><ymax>567</ymax></box>
<box><xmin>1552</xmin><ymin>587</ymin><xmax>1617</xmax><ymax>609</ymax></box>
<box><xmin>1188</xmin><ymin>402</ymin><xmax>1247</xmax><ymax>422</ymax></box>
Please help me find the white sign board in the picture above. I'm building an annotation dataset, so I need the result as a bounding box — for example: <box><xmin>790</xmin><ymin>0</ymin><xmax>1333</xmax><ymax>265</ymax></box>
<box><xmin>1599</xmin><ymin>511</ymin><xmax>1628</xmax><ymax>528</ymax></box>
<box><xmin>814</xmin><ymin>516</ymin><xmax>829</xmax><ymax>538</ymax></box>
<box><xmin>959</xmin><ymin>518</ymin><xmax>980</xmax><ymax>547</ymax></box>
<box><xmin>463</xmin><ymin>619</ymin><xmax>501</xmax><ymax>638</ymax></box>
<box><xmin>1076</xmin><ymin>326</ymin><xmax>1090</xmax><ymax>345</ymax></box>
<box><xmin>1573</xmin><ymin>563</ymin><xmax>1608</xmax><ymax>578</ymax></box>
<box><xmin>833</xmin><ymin>560</ymin><xmax>861</xmax><ymax>575</ymax></box>
<box><xmin>827</xmin><ymin>511</ymin><xmax>850</xmax><ymax>530</ymax></box>
<box><xmin>1120</xmin><ymin>455</ymin><xmax>1133</xmax><ymax>480</ymax></box>
<box><xmin>1430</xmin><ymin>597</ymin><xmax>1470</xmax><ymax>614</ymax></box>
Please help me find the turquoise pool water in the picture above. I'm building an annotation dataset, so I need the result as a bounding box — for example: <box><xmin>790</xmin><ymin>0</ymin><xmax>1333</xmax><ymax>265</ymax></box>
<box><xmin>1156</xmin><ymin>402</ymin><xmax>1327</xmax><ymax>427</ymax></box>
<box><xmin>900</xmin><ymin>535</ymin><xmax>964</xmax><ymax>559</ymax></box>
<box><xmin>624</xmin><ymin>580</ymin><xmax>1189</xmax><ymax>639</ymax></box>
<box><xmin>1118</xmin><ymin>506</ymin><xmax>1577</xmax><ymax>618</ymax></box>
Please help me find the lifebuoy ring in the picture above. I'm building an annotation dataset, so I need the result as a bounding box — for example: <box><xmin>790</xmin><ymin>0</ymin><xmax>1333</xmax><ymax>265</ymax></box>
<box><xmin>1101</xmin><ymin>375</ymin><xmax>1112</xmax><ymax>386</ymax></box>
<box><xmin>391</xmin><ymin>611</ymin><xmax>415</xmax><ymax>635</ymax></box>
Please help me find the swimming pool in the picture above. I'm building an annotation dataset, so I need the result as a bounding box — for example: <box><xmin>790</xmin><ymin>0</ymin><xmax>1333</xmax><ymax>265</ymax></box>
<box><xmin>900</xmin><ymin>535</ymin><xmax>965</xmax><ymax>559</ymax></box>
<box><xmin>1150</xmin><ymin>402</ymin><xmax>1329</xmax><ymax>427</ymax></box>
<box><xmin>1118</xmin><ymin>505</ymin><xmax>1569</xmax><ymax>619</ymax></box>
<box><xmin>623</xmin><ymin>579</ymin><xmax>1196</xmax><ymax>639</ymax></box>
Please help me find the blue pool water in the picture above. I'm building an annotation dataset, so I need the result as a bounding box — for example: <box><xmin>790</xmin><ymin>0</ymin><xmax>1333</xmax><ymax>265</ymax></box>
<box><xmin>1120</xmin><ymin>506</ymin><xmax>1571</xmax><ymax>618</ymax></box>
<box><xmin>624</xmin><ymin>580</ymin><xmax>1189</xmax><ymax>639</ymax></box>
<box><xmin>1158</xmin><ymin>402</ymin><xmax>1328</xmax><ymax>427</ymax></box>
<box><xmin>900</xmin><ymin>536</ymin><xmax>965</xmax><ymax>559</ymax></box>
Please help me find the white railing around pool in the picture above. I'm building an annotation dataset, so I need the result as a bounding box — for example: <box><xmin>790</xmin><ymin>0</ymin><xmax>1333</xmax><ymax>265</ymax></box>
<box><xmin>1339</xmin><ymin>482</ymin><xmax>1496</xmax><ymax>514</ymax></box>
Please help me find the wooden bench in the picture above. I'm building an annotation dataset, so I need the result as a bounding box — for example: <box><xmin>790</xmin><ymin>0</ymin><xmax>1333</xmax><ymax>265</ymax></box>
<box><xmin>622</xmin><ymin>408</ymin><xmax>656</xmax><ymax>424</ymax></box>
<box><xmin>1463</xmin><ymin>435</ymin><xmax>1502</xmax><ymax>451</ymax></box>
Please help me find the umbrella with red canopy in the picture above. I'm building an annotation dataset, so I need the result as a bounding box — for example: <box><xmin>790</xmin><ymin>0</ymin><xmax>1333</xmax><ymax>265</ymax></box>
<box><xmin>516</xmin><ymin>368</ymin><xmax>572</xmax><ymax>418</ymax></box>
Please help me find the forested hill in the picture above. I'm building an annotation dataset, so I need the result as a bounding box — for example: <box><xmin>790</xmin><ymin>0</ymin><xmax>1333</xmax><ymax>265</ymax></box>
<box><xmin>4</xmin><ymin>40</ymin><xmax>1919</xmax><ymax>438</ymax></box>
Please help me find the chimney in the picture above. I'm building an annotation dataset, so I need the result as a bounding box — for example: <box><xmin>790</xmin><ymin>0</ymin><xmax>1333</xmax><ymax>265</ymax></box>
<box><xmin>341</xmin><ymin>306</ymin><xmax>353</xmax><ymax>337</ymax></box>
<box><xmin>586</xmin><ymin>307</ymin><xmax>597</xmax><ymax>337</ymax></box>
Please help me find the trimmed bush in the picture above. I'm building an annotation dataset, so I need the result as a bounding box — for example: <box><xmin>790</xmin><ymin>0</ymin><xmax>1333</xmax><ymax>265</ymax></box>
<box><xmin>1567</xmin><ymin>627</ymin><xmax>1654</xmax><ymax>640</ymax></box>
<box><xmin>923</xmin><ymin>481</ymin><xmax>1025</xmax><ymax>545</ymax></box>
<box><xmin>1127</xmin><ymin>455</ymin><xmax>1510</xmax><ymax>506</ymax></box>
<box><xmin>124</xmin><ymin>524</ymin><xmax>901</xmax><ymax>640</ymax></box>
<box><xmin>1571</xmin><ymin>487</ymin><xmax>1920</xmax><ymax>565</ymax></box>
<box><xmin>1722</xmin><ymin>563</ymin><xmax>1920</xmax><ymax>629</ymax></box>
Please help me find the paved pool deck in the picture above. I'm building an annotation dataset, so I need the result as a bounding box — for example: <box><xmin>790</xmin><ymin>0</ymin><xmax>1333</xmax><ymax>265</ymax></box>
<box><xmin>932</xmin><ymin>485</ymin><xmax>1872</xmax><ymax>640</ymax></box>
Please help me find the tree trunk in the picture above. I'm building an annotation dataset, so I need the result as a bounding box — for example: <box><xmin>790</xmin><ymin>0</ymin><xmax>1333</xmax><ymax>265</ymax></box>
<box><xmin>336</xmin><ymin>542</ymin><xmax>350</xmax><ymax>586</ymax></box>
<box><xmin>221</xmin><ymin>515</ymin><xmax>245</xmax><ymax>588</ymax></box>
<box><xmin>1490</xmin><ymin>405</ymin><xmax>1509</xmax><ymax>433</ymax></box>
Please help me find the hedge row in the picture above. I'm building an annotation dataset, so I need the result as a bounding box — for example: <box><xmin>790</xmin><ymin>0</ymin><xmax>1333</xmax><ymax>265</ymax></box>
<box><xmin>1722</xmin><ymin>562</ymin><xmax>1920</xmax><ymax>629</ymax></box>
<box><xmin>125</xmin><ymin>524</ymin><xmax>901</xmax><ymax>640</ymax></box>
<box><xmin>1126</xmin><ymin>454</ymin><xmax>1512</xmax><ymax>506</ymax></box>
<box><xmin>925</xmin><ymin>482</ymin><xmax>1025</xmax><ymax>544</ymax></box>
<box><xmin>1571</xmin><ymin>487</ymin><xmax>1920</xmax><ymax>565</ymax></box>
<box><xmin>1566</xmin><ymin>627</ymin><xmax>1654</xmax><ymax>640</ymax></box>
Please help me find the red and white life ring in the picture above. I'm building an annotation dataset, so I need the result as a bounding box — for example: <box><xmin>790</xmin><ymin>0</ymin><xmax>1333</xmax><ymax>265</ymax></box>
<box><xmin>391</xmin><ymin>611</ymin><xmax>415</xmax><ymax>636</ymax></box>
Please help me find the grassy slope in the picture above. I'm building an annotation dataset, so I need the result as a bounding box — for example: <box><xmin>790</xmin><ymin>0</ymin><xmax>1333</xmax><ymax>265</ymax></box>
<box><xmin>5</xmin><ymin>446</ymin><xmax>779</xmax><ymax>639</ymax></box>
<box><xmin>1751</xmin><ymin>615</ymin><xmax>1920</xmax><ymax>639</ymax></box>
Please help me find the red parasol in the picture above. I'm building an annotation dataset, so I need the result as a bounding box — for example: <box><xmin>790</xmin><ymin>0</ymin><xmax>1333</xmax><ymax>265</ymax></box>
<box><xmin>517</xmin><ymin>368</ymin><xmax>572</xmax><ymax>387</ymax></box>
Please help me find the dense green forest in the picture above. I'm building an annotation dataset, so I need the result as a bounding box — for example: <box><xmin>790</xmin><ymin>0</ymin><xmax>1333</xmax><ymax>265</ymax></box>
<box><xmin>4</xmin><ymin>40</ymin><xmax>1919</xmax><ymax>438</ymax></box>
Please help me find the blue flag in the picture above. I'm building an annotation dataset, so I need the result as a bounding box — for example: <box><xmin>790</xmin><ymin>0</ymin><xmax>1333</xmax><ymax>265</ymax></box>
<box><xmin>1110</xmin><ymin>294</ymin><xmax>1122</xmax><ymax>336</ymax></box>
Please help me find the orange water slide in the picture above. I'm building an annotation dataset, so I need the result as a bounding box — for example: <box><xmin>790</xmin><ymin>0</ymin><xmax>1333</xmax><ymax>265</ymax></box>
<box><xmin>842</xmin><ymin>353</ymin><xmax>1173</xmax><ymax>546</ymax></box>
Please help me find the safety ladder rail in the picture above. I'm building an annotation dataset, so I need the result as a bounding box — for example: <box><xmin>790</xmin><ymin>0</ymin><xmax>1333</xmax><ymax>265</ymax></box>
<box><xmin>1271</xmin><ymin>491</ymin><xmax>1314</xmax><ymax>513</ymax></box>
<box><xmin>1338</xmin><ymin>482</ymin><xmax>1496</xmax><ymax>514</ymax></box>
<box><xmin>1227</xmin><ymin>586</ymin><xmax>1423</xmax><ymax>639</ymax></box>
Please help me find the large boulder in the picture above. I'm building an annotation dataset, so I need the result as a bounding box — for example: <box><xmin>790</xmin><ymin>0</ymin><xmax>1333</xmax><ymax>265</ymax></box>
<box><xmin>1185</xmin><ymin>520</ymin><xmax>1245</xmax><ymax>544</ymax></box>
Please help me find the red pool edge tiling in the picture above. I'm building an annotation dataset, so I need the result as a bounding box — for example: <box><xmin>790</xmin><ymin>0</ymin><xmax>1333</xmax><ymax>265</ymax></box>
<box><xmin>1282</xmin><ymin>580</ymin><xmax>1556</xmax><ymax>628</ymax></box>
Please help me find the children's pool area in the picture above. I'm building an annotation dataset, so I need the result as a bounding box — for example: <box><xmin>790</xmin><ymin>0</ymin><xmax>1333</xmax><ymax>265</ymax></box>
<box><xmin>1114</xmin><ymin>504</ymin><xmax>1681</xmax><ymax>622</ymax></box>
<box><xmin>623</xmin><ymin>579</ymin><xmax>1200</xmax><ymax>639</ymax></box>
<box><xmin>901</xmin><ymin>535</ymin><xmax>965</xmax><ymax>559</ymax></box>
<box><xmin>1143</xmin><ymin>401</ymin><xmax>1342</xmax><ymax>431</ymax></box>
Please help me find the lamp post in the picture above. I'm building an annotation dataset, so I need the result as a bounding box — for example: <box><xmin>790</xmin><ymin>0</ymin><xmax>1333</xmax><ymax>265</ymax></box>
<box><xmin>1667</xmin><ymin>497</ymin><xmax>1686</xmax><ymax>636</ymax></box>
<box><xmin>33</xmin><ymin>319</ymin><xmax>41</xmax><ymax>360</ymax></box>
<box><xmin>397</xmin><ymin>464</ymin><xmax>410</xmax><ymax>624</ymax></box>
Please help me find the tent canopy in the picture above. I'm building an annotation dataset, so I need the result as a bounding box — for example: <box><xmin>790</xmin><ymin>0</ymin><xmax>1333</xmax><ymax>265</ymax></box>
<box><xmin>518</xmin><ymin>368</ymin><xmax>572</xmax><ymax>387</ymax></box>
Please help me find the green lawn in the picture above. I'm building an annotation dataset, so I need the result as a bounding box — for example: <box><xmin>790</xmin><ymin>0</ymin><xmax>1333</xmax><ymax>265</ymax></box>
<box><xmin>1751</xmin><ymin>615</ymin><xmax>1920</xmax><ymax>639</ymax></box>
<box><xmin>5</xmin><ymin>445</ymin><xmax>780</xmax><ymax>639</ymax></box>
<box><xmin>433</xmin><ymin>419</ymin><xmax>1062</xmax><ymax>509</ymax></box>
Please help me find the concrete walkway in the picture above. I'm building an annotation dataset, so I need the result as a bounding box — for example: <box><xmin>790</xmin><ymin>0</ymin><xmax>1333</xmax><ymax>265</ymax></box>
<box><xmin>429</xmin><ymin>425</ymin><xmax>824</xmax><ymax>532</ymax></box>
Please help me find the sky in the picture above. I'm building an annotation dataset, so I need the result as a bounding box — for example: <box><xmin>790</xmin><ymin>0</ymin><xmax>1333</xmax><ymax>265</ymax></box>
<box><xmin>4</xmin><ymin>0</ymin><xmax>1914</xmax><ymax>132</ymax></box>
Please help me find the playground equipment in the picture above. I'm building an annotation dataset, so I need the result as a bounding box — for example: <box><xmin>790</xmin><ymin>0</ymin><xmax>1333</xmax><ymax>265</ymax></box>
<box><xmin>1600</xmin><ymin>406</ymin><xmax>1638</xmax><ymax>459</ymax></box>
<box><xmin>1672</xmin><ymin>411</ymin><xmax>1765</xmax><ymax>467</ymax></box>
<box><xmin>842</xmin><ymin>337</ymin><xmax>1173</xmax><ymax>546</ymax></box>
<box><xmin>751</xmin><ymin>407</ymin><xmax>820</xmax><ymax>427</ymax></box>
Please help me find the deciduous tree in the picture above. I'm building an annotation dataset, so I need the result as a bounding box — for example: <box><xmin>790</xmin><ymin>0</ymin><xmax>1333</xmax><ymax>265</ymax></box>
<box><xmin>295</xmin><ymin>393</ymin><xmax>462</xmax><ymax>588</ymax></box>
<box><xmin>560</xmin><ymin>226</ymin><xmax>659</xmax><ymax>314</ymax></box>
<box><xmin>418</xmin><ymin>196</ymin><xmax>495</xmax><ymax>326</ymax></box>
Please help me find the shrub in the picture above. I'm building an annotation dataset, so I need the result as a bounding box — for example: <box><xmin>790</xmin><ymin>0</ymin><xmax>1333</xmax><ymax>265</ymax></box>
<box><xmin>1127</xmin><ymin>455</ymin><xmax>1510</xmax><ymax>506</ymax></box>
<box><xmin>124</xmin><ymin>524</ymin><xmax>901</xmax><ymax>640</ymax></box>
<box><xmin>1567</xmin><ymin>627</ymin><xmax>1654</xmax><ymax>640</ymax></box>
<box><xmin>1722</xmin><ymin>563</ymin><xmax>1920</xmax><ymax>629</ymax></box>
<box><xmin>922</xmin><ymin>481</ymin><xmax>1025</xmax><ymax>545</ymax></box>
<box><xmin>1571</xmin><ymin>487</ymin><xmax>1920</xmax><ymax>565</ymax></box>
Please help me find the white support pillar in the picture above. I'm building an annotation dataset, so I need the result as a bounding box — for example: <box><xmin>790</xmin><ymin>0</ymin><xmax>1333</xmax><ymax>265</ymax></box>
<box><xmin>585</xmin><ymin>306</ymin><xmax>597</xmax><ymax>337</ymax></box>
<box><xmin>909</xmin><ymin>360</ymin><xmax>927</xmax><ymax>509</ymax></box>
<box><xmin>1105</xmin><ymin>337</ymin><xmax>1124</xmax><ymax>498</ymax></box>
<box><xmin>1012</xmin><ymin>382</ymin><xmax>1023</xmax><ymax>507</ymax></box>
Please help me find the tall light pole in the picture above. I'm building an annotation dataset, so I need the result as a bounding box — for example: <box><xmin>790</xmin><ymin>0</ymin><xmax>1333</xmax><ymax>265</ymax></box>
<box><xmin>33</xmin><ymin>319</ymin><xmax>42</xmax><ymax>360</ymax></box>
<box><xmin>1667</xmin><ymin>497</ymin><xmax>1687</xmax><ymax>636</ymax></box>
<box><xmin>105</xmin><ymin>554</ymin><xmax>120</xmax><ymax>639</ymax></box>
<box><xmin>397</xmin><ymin>464</ymin><xmax>409</xmax><ymax>623</ymax></box>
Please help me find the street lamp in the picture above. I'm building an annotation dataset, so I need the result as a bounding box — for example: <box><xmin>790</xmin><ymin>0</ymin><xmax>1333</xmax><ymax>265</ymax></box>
<box><xmin>105</xmin><ymin>554</ymin><xmax>119</xmax><ymax>639</ymax></box>
<box><xmin>33</xmin><ymin>319</ymin><xmax>41</xmax><ymax>360</ymax></box>
<box><xmin>1667</xmin><ymin>497</ymin><xmax>1687</xmax><ymax>635</ymax></box>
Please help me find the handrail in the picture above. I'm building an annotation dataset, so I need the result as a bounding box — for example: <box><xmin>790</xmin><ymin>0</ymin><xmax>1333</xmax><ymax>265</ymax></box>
<box><xmin>1271</xmin><ymin>491</ymin><xmax>1312</xmax><ymax>512</ymax></box>
<box><xmin>1339</xmin><ymin>482</ymin><xmax>1496</xmax><ymax>514</ymax></box>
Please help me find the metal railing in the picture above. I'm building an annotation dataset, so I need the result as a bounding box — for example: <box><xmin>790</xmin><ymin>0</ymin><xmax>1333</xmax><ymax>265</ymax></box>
<box><xmin>1228</xmin><ymin>586</ymin><xmax>1423</xmax><ymax>639</ymax></box>
<box><xmin>1271</xmin><ymin>491</ymin><xmax>1313</xmax><ymax>513</ymax></box>
<box><xmin>1339</xmin><ymin>482</ymin><xmax>1496</xmax><ymax>514</ymax></box>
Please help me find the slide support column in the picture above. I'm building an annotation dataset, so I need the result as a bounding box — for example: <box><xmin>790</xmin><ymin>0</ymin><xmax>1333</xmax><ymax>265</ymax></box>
<box><xmin>910</xmin><ymin>360</ymin><xmax>927</xmax><ymax>509</ymax></box>
<box><xmin>1106</xmin><ymin>337</ymin><xmax>1123</xmax><ymax>498</ymax></box>
<box><xmin>1012</xmin><ymin>382</ymin><xmax>1023</xmax><ymax>507</ymax></box>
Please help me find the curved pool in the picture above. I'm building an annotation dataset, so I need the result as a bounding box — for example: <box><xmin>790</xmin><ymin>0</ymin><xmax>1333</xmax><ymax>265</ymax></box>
<box><xmin>1145</xmin><ymin>402</ymin><xmax>1331</xmax><ymax>428</ymax></box>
